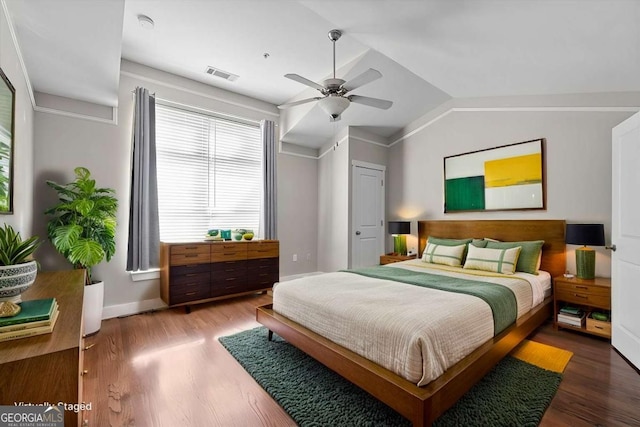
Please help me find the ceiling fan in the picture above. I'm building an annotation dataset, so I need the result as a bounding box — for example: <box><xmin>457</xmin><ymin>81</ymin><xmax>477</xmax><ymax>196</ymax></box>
<box><xmin>278</xmin><ymin>29</ymin><xmax>393</xmax><ymax>122</ymax></box>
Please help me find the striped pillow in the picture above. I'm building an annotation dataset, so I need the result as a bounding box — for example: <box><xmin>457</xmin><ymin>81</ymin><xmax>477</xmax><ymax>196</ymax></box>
<box><xmin>463</xmin><ymin>245</ymin><xmax>522</xmax><ymax>275</ymax></box>
<box><xmin>422</xmin><ymin>243</ymin><xmax>466</xmax><ymax>267</ymax></box>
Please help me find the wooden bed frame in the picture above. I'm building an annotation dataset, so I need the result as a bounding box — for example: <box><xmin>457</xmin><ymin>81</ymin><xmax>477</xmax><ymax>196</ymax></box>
<box><xmin>257</xmin><ymin>220</ymin><xmax>565</xmax><ymax>426</ymax></box>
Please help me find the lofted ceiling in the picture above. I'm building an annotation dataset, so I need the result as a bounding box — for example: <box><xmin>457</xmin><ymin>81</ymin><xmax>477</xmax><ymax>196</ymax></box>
<box><xmin>5</xmin><ymin>0</ymin><xmax>640</xmax><ymax>148</ymax></box>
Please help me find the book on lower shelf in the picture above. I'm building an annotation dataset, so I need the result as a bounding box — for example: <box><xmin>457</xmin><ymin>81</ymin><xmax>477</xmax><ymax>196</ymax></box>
<box><xmin>0</xmin><ymin>298</ymin><xmax>59</xmax><ymax>342</ymax></box>
<box><xmin>557</xmin><ymin>311</ymin><xmax>586</xmax><ymax>327</ymax></box>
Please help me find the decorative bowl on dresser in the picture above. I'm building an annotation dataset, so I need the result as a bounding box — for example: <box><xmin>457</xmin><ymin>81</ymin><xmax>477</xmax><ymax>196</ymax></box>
<box><xmin>160</xmin><ymin>240</ymin><xmax>279</xmax><ymax>312</ymax></box>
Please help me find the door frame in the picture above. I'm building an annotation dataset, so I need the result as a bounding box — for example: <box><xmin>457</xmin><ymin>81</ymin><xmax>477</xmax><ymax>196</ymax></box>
<box><xmin>351</xmin><ymin>160</ymin><xmax>386</xmax><ymax>268</ymax></box>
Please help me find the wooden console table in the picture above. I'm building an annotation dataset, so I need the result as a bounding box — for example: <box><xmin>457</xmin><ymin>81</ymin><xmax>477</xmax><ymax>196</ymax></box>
<box><xmin>0</xmin><ymin>270</ymin><xmax>86</xmax><ymax>426</ymax></box>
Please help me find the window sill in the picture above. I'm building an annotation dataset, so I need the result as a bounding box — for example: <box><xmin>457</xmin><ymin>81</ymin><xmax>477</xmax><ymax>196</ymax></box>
<box><xmin>129</xmin><ymin>268</ymin><xmax>160</xmax><ymax>282</ymax></box>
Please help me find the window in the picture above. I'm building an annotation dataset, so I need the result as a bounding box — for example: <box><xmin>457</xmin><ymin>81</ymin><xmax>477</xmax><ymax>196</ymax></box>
<box><xmin>155</xmin><ymin>103</ymin><xmax>262</xmax><ymax>241</ymax></box>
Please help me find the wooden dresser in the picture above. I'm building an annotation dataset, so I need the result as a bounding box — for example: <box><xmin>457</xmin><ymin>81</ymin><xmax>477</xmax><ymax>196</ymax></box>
<box><xmin>160</xmin><ymin>240</ymin><xmax>279</xmax><ymax>309</ymax></box>
<box><xmin>0</xmin><ymin>270</ymin><xmax>86</xmax><ymax>426</ymax></box>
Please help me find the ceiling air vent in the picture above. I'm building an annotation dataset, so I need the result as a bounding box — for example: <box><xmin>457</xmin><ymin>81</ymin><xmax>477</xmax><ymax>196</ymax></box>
<box><xmin>205</xmin><ymin>66</ymin><xmax>239</xmax><ymax>82</ymax></box>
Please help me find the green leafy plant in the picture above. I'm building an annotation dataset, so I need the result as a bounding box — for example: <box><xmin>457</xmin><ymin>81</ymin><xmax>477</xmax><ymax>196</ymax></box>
<box><xmin>0</xmin><ymin>224</ymin><xmax>40</xmax><ymax>266</ymax></box>
<box><xmin>45</xmin><ymin>167</ymin><xmax>117</xmax><ymax>285</ymax></box>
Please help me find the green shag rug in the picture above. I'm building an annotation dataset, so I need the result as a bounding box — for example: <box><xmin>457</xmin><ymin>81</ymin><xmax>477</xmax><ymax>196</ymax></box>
<box><xmin>219</xmin><ymin>327</ymin><xmax>562</xmax><ymax>427</ymax></box>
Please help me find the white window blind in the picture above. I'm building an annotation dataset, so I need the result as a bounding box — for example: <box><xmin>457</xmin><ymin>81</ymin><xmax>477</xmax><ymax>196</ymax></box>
<box><xmin>155</xmin><ymin>103</ymin><xmax>262</xmax><ymax>241</ymax></box>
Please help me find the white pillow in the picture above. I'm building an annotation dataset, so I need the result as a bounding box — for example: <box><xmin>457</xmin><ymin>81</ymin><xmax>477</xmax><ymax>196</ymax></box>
<box><xmin>422</xmin><ymin>243</ymin><xmax>466</xmax><ymax>267</ymax></box>
<box><xmin>463</xmin><ymin>245</ymin><xmax>522</xmax><ymax>275</ymax></box>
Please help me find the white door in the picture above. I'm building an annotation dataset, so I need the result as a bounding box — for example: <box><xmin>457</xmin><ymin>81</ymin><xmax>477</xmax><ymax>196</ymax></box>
<box><xmin>612</xmin><ymin>111</ymin><xmax>640</xmax><ymax>370</ymax></box>
<box><xmin>351</xmin><ymin>162</ymin><xmax>385</xmax><ymax>268</ymax></box>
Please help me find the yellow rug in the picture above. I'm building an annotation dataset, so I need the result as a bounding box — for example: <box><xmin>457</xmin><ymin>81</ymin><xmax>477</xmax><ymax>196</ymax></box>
<box><xmin>511</xmin><ymin>340</ymin><xmax>573</xmax><ymax>373</ymax></box>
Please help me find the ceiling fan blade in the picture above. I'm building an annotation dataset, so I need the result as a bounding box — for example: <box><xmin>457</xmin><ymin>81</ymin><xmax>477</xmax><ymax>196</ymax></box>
<box><xmin>348</xmin><ymin>95</ymin><xmax>393</xmax><ymax>110</ymax></box>
<box><xmin>341</xmin><ymin>68</ymin><xmax>382</xmax><ymax>92</ymax></box>
<box><xmin>284</xmin><ymin>74</ymin><xmax>325</xmax><ymax>92</ymax></box>
<box><xmin>278</xmin><ymin>97</ymin><xmax>323</xmax><ymax>109</ymax></box>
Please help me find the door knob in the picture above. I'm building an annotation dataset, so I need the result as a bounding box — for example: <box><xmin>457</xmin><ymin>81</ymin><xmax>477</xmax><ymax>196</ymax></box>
<box><xmin>607</xmin><ymin>244</ymin><xmax>617</xmax><ymax>252</ymax></box>
<box><xmin>355</xmin><ymin>231</ymin><xmax>361</xmax><ymax>235</ymax></box>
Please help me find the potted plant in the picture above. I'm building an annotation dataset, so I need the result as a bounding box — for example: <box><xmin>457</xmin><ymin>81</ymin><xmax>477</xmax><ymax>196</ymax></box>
<box><xmin>0</xmin><ymin>224</ymin><xmax>40</xmax><ymax>303</ymax></box>
<box><xmin>45</xmin><ymin>167</ymin><xmax>117</xmax><ymax>334</ymax></box>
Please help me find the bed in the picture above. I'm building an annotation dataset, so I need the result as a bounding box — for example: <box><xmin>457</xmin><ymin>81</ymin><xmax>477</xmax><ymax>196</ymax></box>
<box><xmin>256</xmin><ymin>220</ymin><xmax>565</xmax><ymax>426</ymax></box>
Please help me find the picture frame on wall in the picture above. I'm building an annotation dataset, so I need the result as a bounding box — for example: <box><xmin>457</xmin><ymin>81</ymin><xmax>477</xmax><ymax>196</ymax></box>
<box><xmin>444</xmin><ymin>138</ymin><xmax>545</xmax><ymax>213</ymax></box>
<box><xmin>0</xmin><ymin>67</ymin><xmax>15</xmax><ymax>214</ymax></box>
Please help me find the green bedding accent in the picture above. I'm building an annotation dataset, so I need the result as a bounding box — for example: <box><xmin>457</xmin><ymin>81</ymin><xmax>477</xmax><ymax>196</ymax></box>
<box><xmin>344</xmin><ymin>266</ymin><xmax>517</xmax><ymax>335</ymax></box>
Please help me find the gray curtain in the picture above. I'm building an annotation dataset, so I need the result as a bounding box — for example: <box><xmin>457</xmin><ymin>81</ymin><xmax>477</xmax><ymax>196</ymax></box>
<box><xmin>261</xmin><ymin>120</ymin><xmax>277</xmax><ymax>239</ymax></box>
<box><xmin>127</xmin><ymin>87</ymin><xmax>160</xmax><ymax>271</ymax></box>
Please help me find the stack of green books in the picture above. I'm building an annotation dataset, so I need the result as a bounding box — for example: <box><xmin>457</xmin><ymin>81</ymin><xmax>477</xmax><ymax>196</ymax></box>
<box><xmin>0</xmin><ymin>298</ymin><xmax>59</xmax><ymax>342</ymax></box>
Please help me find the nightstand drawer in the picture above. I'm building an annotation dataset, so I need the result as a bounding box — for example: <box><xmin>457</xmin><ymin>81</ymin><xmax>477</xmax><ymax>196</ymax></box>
<box><xmin>554</xmin><ymin>281</ymin><xmax>610</xmax><ymax>296</ymax></box>
<box><xmin>555</xmin><ymin>290</ymin><xmax>610</xmax><ymax>309</ymax></box>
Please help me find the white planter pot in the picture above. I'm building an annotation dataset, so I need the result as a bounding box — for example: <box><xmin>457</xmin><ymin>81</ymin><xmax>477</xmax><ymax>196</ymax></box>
<box><xmin>83</xmin><ymin>281</ymin><xmax>104</xmax><ymax>335</ymax></box>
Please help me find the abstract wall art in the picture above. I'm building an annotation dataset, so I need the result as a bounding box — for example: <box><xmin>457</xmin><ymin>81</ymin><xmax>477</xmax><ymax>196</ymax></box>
<box><xmin>444</xmin><ymin>139</ymin><xmax>545</xmax><ymax>213</ymax></box>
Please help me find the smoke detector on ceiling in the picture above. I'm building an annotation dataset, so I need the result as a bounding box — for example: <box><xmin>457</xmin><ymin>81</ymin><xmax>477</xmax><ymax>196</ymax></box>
<box><xmin>205</xmin><ymin>66</ymin><xmax>239</xmax><ymax>82</ymax></box>
<box><xmin>137</xmin><ymin>14</ymin><xmax>154</xmax><ymax>29</ymax></box>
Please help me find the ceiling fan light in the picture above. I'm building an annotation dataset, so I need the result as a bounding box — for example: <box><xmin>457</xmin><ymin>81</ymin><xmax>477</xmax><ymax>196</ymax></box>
<box><xmin>318</xmin><ymin>96</ymin><xmax>350</xmax><ymax>120</ymax></box>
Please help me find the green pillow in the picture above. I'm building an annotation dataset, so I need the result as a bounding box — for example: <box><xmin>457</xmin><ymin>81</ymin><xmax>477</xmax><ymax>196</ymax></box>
<box><xmin>428</xmin><ymin>236</ymin><xmax>473</xmax><ymax>246</ymax></box>
<box><xmin>485</xmin><ymin>240</ymin><xmax>544</xmax><ymax>274</ymax></box>
<box><xmin>471</xmin><ymin>239</ymin><xmax>488</xmax><ymax>248</ymax></box>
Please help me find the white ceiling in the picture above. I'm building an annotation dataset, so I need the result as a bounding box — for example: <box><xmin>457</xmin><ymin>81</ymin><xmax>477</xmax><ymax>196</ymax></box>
<box><xmin>5</xmin><ymin>0</ymin><xmax>640</xmax><ymax>148</ymax></box>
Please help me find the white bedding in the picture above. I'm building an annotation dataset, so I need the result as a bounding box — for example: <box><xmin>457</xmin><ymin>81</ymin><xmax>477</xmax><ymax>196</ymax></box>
<box><xmin>272</xmin><ymin>260</ymin><xmax>548</xmax><ymax>386</ymax></box>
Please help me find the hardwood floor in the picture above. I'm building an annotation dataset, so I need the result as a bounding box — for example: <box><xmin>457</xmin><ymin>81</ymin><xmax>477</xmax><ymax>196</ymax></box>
<box><xmin>83</xmin><ymin>294</ymin><xmax>640</xmax><ymax>427</ymax></box>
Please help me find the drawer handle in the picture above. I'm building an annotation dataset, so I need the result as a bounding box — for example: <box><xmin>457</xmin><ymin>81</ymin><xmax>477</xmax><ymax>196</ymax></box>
<box><xmin>573</xmin><ymin>293</ymin><xmax>588</xmax><ymax>299</ymax></box>
<box><xmin>186</xmin><ymin>273</ymin><xmax>198</xmax><ymax>277</ymax></box>
<box><xmin>81</xmin><ymin>369</ymin><xmax>89</xmax><ymax>376</ymax></box>
<box><xmin>185</xmin><ymin>246</ymin><xmax>198</xmax><ymax>249</ymax></box>
<box><xmin>225</xmin><ymin>269</ymin><xmax>236</xmax><ymax>272</ymax></box>
<box><xmin>83</xmin><ymin>343</ymin><xmax>96</xmax><ymax>351</ymax></box>
<box><xmin>575</xmin><ymin>285</ymin><xmax>588</xmax><ymax>289</ymax></box>
<box><xmin>226</xmin><ymin>278</ymin><xmax>236</xmax><ymax>281</ymax></box>
<box><xmin>186</xmin><ymin>291</ymin><xmax>197</xmax><ymax>296</ymax></box>
<box><xmin>259</xmin><ymin>273</ymin><xmax>269</xmax><ymax>277</ymax></box>
<box><xmin>594</xmin><ymin>325</ymin><xmax>604</xmax><ymax>330</ymax></box>
<box><xmin>185</xmin><ymin>254</ymin><xmax>198</xmax><ymax>258</ymax></box>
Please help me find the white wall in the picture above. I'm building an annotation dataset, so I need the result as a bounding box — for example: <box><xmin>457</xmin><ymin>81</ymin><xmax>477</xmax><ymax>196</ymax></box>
<box><xmin>277</xmin><ymin>152</ymin><xmax>318</xmax><ymax>275</ymax></box>
<box><xmin>387</xmin><ymin>94</ymin><xmax>640</xmax><ymax>278</ymax></box>
<box><xmin>33</xmin><ymin>60</ymin><xmax>319</xmax><ymax>315</ymax></box>
<box><xmin>0</xmin><ymin>4</ymin><xmax>34</xmax><ymax>235</ymax></box>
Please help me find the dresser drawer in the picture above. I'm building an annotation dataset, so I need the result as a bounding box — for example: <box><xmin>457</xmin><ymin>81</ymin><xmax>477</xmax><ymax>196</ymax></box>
<box><xmin>555</xmin><ymin>290</ymin><xmax>610</xmax><ymax>309</ymax></box>
<box><xmin>170</xmin><ymin>282</ymin><xmax>210</xmax><ymax>304</ymax></box>
<box><xmin>211</xmin><ymin>243</ymin><xmax>247</xmax><ymax>262</ymax></box>
<box><xmin>170</xmin><ymin>271</ymin><xmax>210</xmax><ymax>287</ymax></box>
<box><xmin>247</xmin><ymin>257</ymin><xmax>278</xmax><ymax>270</ymax></box>
<box><xmin>247</xmin><ymin>272</ymin><xmax>278</xmax><ymax>289</ymax></box>
<box><xmin>171</xmin><ymin>244</ymin><xmax>210</xmax><ymax>255</ymax></box>
<box><xmin>247</xmin><ymin>242</ymin><xmax>279</xmax><ymax>259</ymax></box>
<box><xmin>211</xmin><ymin>276</ymin><xmax>247</xmax><ymax>297</ymax></box>
<box><xmin>171</xmin><ymin>252</ymin><xmax>211</xmax><ymax>266</ymax></box>
<box><xmin>211</xmin><ymin>260</ymin><xmax>247</xmax><ymax>272</ymax></box>
<box><xmin>171</xmin><ymin>263</ymin><xmax>210</xmax><ymax>276</ymax></box>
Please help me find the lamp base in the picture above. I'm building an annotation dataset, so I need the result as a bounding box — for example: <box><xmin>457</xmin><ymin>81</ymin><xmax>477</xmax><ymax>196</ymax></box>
<box><xmin>393</xmin><ymin>235</ymin><xmax>407</xmax><ymax>256</ymax></box>
<box><xmin>575</xmin><ymin>247</ymin><xmax>596</xmax><ymax>279</ymax></box>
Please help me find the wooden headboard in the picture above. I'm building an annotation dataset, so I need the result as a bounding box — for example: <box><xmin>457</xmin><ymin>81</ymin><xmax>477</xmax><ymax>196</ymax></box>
<box><xmin>418</xmin><ymin>220</ymin><xmax>566</xmax><ymax>279</ymax></box>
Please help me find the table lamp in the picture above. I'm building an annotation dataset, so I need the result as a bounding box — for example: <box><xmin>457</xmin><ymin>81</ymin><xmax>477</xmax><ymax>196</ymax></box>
<box><xmin>388</xmin><ymin>221</ymin><xmax>410</xmax><ymax>256</ymax></box>
<box><xmin>565</xmin><ymin>223</ymin><xmax>605</xmax><ymax>279</ymax></box>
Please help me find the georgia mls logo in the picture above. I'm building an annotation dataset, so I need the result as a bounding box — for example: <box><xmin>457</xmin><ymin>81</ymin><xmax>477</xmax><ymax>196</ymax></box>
<box><xmin>0</xmin><ymin>405</ymin><xmax>64</xmax><ymax>427</ymax></box>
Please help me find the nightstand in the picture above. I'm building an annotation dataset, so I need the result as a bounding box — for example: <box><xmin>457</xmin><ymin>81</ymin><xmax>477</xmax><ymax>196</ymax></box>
<box><xmin>380</xmin><ymin>253</ymin><xmax>417</xmax><ymax>265</ymax></box>
<box><xmin>553</xmin><ymin>276</ymin><xmax>611</xmax><ymax>339</ymax></box>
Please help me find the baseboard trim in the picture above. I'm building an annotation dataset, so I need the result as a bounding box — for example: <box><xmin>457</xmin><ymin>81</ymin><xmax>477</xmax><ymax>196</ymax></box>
<box><xmin>102</xmin><ymin>297</ymin><xmax>167</xmax><ymax>320</ymax></box>
<box><xmin>279</xmin><ymin>272</ymin><xmax>324</xmax><ymax>282</ymax></box>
